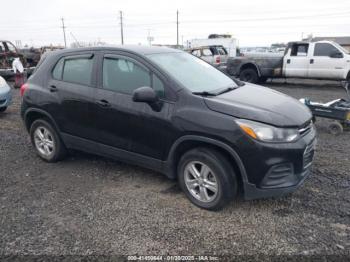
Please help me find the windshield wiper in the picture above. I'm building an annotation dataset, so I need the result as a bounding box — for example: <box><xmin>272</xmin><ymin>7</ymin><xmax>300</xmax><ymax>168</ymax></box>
<box><xmin>215</xmin><ymin>86</ymin><xmax>237</xmax><ymax>95</ymax></box>
<box><xmin>192</xmin><ymin>91</ymin><xmax>217</xmax><ymax>96</ymax></box>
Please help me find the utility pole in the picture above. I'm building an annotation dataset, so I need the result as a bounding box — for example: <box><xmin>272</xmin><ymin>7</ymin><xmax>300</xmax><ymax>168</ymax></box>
<box><xmin>120</xmin><ymin>11</ymin><xmax>124</xmax><ymax>45</ymax></box>
<box><xmin>176</xmin><ymin>10</ymin><xmax>179</xmax><ymax>47</ymax></box>
<box><xmin>61</xmin><ymin>17</ymin><xmax>67</xmax><ymax>48</ymax></box>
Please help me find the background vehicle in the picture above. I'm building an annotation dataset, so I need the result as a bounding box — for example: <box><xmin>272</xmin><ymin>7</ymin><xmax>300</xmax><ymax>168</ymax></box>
<box><xmin>21</xmin><ymin>46</ymin><xmax>315</xmax><ymax>210</ymax></box>
<box><xmin>0</xmin><ymin>40</ymin><xmax>34</xmax><ymax>79</ymax></box>
<box><xmin>187</xmin><ymin>35</ymin><xmax>237</xmax><ymax>57</ymax></box>
<box><xmin>186</xmin><ymin>45</ymin><xmax>228</xmax><ymax>70</ymax></box>
<box><xmin>0</xmin><ymin>76</ymin><xmax>12</xmax><ymax>112</ymax></box>
<box><xmin>227</xmin><ymin>40</ymin><xmax>350</xmax><ymax>83</ymax></box>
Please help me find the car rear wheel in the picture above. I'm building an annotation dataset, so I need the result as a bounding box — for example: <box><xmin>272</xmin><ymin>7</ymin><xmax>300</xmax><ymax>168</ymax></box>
<box><xmin>239</xmin><ymin>68</ymin><xmax>258</xmax><ymax>83</ymax></box>
<box><xmin>0</xmin><ymin>107</ymin><xmax>7</xmax><ymax>112</ymax></box>
<box><xmin>30</xmin><ymin>119</ymin><xmax>67</xmax><ymax>162</ymax></box>
<box><xmin>178</xmin><ymin>148</ymin><xmax>237</xmax><ymax>210</ymax></box>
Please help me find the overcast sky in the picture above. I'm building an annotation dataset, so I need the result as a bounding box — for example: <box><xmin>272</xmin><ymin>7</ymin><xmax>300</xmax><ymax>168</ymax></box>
<box><xmin>1</xmin><ymin>0</ymin><xmax>350</xmax><ymax>47</ymax></box>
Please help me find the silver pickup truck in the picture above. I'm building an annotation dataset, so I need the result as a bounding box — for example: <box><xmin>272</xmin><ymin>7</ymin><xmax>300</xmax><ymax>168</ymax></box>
<box><xmin>227</xmin><ymin>41</ymin><xmax>350</xmax><ymax>84</ymax></box>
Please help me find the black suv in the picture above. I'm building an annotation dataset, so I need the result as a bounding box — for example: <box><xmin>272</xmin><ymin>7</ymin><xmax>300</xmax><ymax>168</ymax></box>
<box><xmin>21</xmin><ymin>46</ymin><xmax>316</xmax><ymax>210</ymax></box>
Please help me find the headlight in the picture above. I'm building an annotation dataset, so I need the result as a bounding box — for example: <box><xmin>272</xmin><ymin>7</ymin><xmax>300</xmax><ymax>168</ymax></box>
<box><xmin>236</xmin><ymin>119</ymin><xmax>300</xmax><ymax>143</ymax></box>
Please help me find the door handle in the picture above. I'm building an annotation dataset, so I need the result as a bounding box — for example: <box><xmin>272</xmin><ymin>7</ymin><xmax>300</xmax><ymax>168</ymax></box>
<box><xmin>287</xmin><ymin>59</ymin><xmax>291</xmax><ymax>64</ymax></box>
<box><xmin>310</xmin><ymin>59</ymin><xmax>314</xmax><ymax>64</ymax></box>
<box><xmin>97</xmin><ymin>99</ymin><xmax>111</xmax><ymax>108</ymax></box>
<box><xmin>49</xmin><ymin>85</ymin><xmax>58</xmax><ymax>92</ymax></box>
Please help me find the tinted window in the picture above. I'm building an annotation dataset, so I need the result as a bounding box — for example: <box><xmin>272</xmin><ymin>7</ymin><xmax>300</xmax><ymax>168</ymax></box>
<box><xmin>152</xmin><ymin>74</ymin><xmax>165</xmax><ymax>98</ymax></box>
<box><xmin>290</xmin><ymin>44</ymin><xmax>309</xmax><ymax>56</ymax></box>
<box><xmin>62</xmin><ymin>57</ymin><xmax>93</xmax><ymax>85</ymax></box>
<box><xmin>52</xmin><ymin>58</ymin><xmax>64</xmax><ymax>80</ymax></box>
<box><xmin>103</xmin><ymin>57</ymin><xmax>151</xmax><ymax>94</ymax></box>
<box><xmin>314</xmin><ymin>43</ymin><xmax>340</xmax><ymax>57</ymax></box>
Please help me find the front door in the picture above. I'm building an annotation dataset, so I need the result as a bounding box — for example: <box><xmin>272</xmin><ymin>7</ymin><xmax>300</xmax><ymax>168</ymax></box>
<box><xmin>93</xmin><ymin>53</ymin><xmax>174</xmax><ymax>160</ymax></box>
<box><xmin>308</xmin><ymin>42</ymin><xmax>347</xmax><ymax>79</ymax></box>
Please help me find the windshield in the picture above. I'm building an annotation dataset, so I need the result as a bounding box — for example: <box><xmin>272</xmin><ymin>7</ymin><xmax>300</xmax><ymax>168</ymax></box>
<box><xmin>333</xmin><ymin>42</ymin><xmax>349</xmax><ymax>55</ymax></box>
<box><xmin>147</xmin><ymin>52</ymin><xmax>237</xmax><ymax>93</ymax></box>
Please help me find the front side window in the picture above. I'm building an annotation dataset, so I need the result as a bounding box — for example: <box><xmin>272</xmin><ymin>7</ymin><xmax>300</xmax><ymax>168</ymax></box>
<box><xmin>62</xmin><ymin>57</ymin><xmax>93</xmax><ymax>85</ymax></box>
<box><xmin>103</xmin><ymin>57</ymin><xmax>151</xmax><ymax>95</ymax></box>
<box><xmin>202</xmin><ymin>49</ymin><xmax>213</xmax><ymax>56</ymax></box>
<box><xmin>314</xmin><ymin>43</ymin><xmax>341</xmax><ymax>57</ymax></box>
<box><xmin>52</xmin><ymin>58</ymin><xmax>64</xmax><ymax>80</ymax></box>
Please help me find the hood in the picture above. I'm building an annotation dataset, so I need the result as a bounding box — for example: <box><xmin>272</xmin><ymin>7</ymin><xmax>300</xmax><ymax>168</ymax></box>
<box><xmin>204</xmin><ymin>83</ymin><xmax>312</xmax><ymax>127</ymax></box>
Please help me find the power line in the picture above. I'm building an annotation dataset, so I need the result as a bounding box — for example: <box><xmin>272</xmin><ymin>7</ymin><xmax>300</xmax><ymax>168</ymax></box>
<box><xmin>61</xmin><ymin>17</ymin><xmax>67</xmax><ymax>48</ymax></box>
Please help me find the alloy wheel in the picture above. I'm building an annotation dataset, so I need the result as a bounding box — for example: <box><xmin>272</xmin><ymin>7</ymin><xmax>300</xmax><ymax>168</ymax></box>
<box><xmin>184</xmin><ymin>161</ymin><xmax>219</xmax><ymax>203</ymax></box>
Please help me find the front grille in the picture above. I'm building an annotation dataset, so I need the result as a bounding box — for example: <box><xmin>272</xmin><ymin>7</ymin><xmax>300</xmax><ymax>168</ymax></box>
<box><xmin>303</xmin><ymin>140</ymin><xmax>315</xmax><ymax>170</ymax></box>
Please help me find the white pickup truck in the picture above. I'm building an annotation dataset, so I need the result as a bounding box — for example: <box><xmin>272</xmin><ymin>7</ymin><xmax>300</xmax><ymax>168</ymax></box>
<box><xmin>227</xmin><ymin>41</ymin><xmax>350</xmax><ymax>83</ymax></box>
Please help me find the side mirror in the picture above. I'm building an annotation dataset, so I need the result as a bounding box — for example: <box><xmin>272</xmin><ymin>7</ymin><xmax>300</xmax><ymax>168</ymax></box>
<box><xmin>330</xmin><ymin>51</ymin><xmax>343</xmax><ymax>58</ymax></box>
<box><xmin>132</xmin><ymin>86</ymin><xmax>162</xmax><ymax>111</ymax></box>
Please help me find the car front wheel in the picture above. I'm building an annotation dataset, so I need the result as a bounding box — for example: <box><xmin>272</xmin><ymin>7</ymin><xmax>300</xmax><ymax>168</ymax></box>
<box><xmin>0</xmin><ymin>107</ymin><xmax>7</xmax><ymax>112</ymax></box>
<box><xmin>178</xmin><ymin>148</ymin><xmax>237</xmax><ymax>210</ymax></box>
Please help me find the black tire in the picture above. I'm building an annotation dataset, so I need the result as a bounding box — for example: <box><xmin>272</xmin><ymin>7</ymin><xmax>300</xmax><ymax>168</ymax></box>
<box><xmin>328</xmin><ymin>121</ymin><xmax>343</xmax><ymax>135</ymax></box>
<box><xmin>239</xmin><ymin>68</ymin><xmax>258</xmax><ymax>83</ymax></box>
<box><xmin>29</xmin><ymin>119</ymin><xmax>67</xmax><ymax>162</ymax></box>
<box><xmin>0</xmin><ymin>107</ymin><xmax>7</xmax><ymax>112</ymax></box>
<box><xmin>258</xmin><ymin>76</ymin><xmax>268</xmax><ymax>84</ymax></box>
<box><xmin>177</xmin><ymin>147</ymin><xmax>237</xmax><ymax>210</ymax></box>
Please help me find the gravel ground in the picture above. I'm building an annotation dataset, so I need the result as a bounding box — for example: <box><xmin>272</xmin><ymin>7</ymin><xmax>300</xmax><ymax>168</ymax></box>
<box><xmin>0</xmin><ymin>80</ymin><xmax>349</xmax><ymax>258</ymax></box>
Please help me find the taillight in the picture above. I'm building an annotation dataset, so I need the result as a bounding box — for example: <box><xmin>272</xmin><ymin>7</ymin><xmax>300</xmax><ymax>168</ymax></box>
<box><xmin>216</xmin><ymin>56</ymin><xmax>221</xmax><ymax>64</ymax></box>
<box><xmin>20</xmin><ymin>83</ymin><xmax>28</xmax><ymax>97</ymax></box>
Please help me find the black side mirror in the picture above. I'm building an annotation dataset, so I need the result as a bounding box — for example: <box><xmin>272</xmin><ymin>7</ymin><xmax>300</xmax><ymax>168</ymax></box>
<box><xmin>132</xmin><ymin>86</ymin><xmax>162</xmax><ymax>111</ymax></box>
<box><xmin>330</xmin><ymin>51</ymin><xmax>343</xmax><ymax>58</ymax></box>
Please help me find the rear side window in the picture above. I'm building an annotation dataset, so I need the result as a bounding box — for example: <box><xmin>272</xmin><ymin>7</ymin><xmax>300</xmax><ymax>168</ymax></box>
<box><xmin>314</xmin><ymin>43</ymin><xmax>340</xmax><ymax>57</ymax></box>
<box><xmin>290</xmin><ymin>44</ymin><xmax>309</xmax><ymax>56</ymax></box>
<box><xmin>62</xmin><ymin>58</ymin><xmax>93</xmax><ymax>85</ymax></box>
<box><xmin>103</xmin><ymin>57</ymin><xmax>151</xmax><ymax>94</ymax></box>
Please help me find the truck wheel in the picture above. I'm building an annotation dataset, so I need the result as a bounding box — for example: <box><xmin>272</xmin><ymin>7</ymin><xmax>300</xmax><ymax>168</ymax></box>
<box><xmin>258</xmin><ymin>76</ymin><xmax>268</xmax><ymax>84</ymax></box>
<box><xmin>177</xmin><ymin>147</ymin><xmax>237</xmax><ymax>211</ymax></box>
<box><xmin>328</xmin><ymin>121</ymin><xmax>343</xmax><ymax>135</ymax></box>
<box><xmin>239</xmin><ymin>68</ymin><xmax>258</xmax><ymax>83</ymax></box>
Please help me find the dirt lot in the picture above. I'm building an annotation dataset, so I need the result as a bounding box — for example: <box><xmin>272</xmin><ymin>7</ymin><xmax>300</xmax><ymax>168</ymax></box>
<box><xmin>0</xmin><ymin>79</ymin><xmax>349</xmax><ymax>258</ymax></box>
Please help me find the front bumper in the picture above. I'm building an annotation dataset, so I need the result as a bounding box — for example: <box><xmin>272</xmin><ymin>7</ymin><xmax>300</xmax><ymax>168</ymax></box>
<box><xmin>0</xmin><ymin>86</ymin><xmax>12</xmax><ymax>108</ymax></box>
<box><xmin>240</xmin><ymin>127</ymin><xmax>316</xmax><ymax>200</ymax></box>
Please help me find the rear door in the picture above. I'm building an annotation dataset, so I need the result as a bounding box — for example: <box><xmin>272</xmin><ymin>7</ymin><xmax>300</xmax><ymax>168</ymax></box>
<box><xmin>283</xmin><ymin>43</ymin><xmax>310</xmax><ymax>78</ymax></box>
<box><xmin>48</xmin><ymin>53</ymin><xmax>97</xmax><ymax>140</ymax></box>
<box><xmin>308</xmin><ymin>42</ymin><xmax>347</xmax><ymax>79</ymax></box>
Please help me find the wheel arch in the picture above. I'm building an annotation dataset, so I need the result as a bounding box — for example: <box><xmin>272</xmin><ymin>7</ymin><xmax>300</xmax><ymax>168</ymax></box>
<box><xmin>166</xmin><ymin>135</ymin><xmax>248</xmax><ymax>193</ymax></box>
<box><xmin>24</xmin><ymin>108</ymin><xmax>60</xmax><ymax>133</ymax></box>
<box><xmin>239</xmin><ymin>62</ymin><xmax>261</xmax><ymax>77</ymax></box>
